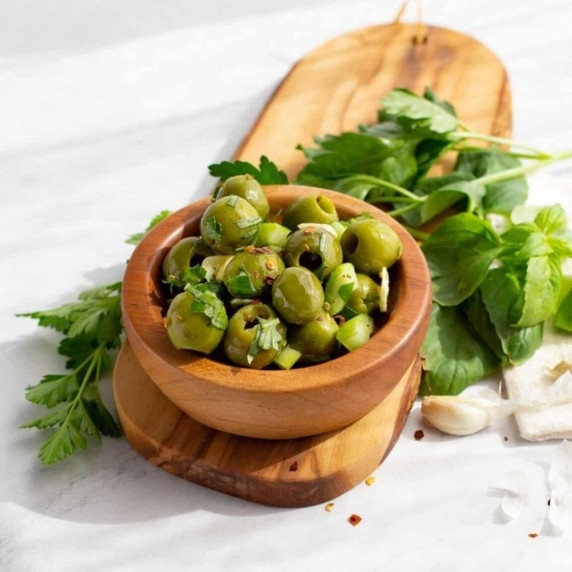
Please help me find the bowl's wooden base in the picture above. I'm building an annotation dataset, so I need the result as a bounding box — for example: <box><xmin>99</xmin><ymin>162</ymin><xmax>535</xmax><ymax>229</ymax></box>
<box><xmin>113</xmin><ymin>341</ymin><xmax>421</xmax><ymax>508</ymax></box>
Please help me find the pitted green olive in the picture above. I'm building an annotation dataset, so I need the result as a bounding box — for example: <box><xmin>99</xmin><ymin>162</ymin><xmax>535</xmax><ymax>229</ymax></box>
<box><xmin>289</xmin><ymin>311</ymin><xmax>339</xmax><ymax>363</ymax></box>
<box><xmin>162</xmin><ymin>237</ymin><xmax>213</xmax><ymax>284</ymax></box>
<box><xmin>282</xmin><ymin>194</ymin><xmax>339</xmax><ymax>230</ymax></box>
<box><xmin>272</xmin><ymin>267</ymin><xmax>324</xmax><ymax>325</ymax></box>
<box><xmin>216</xmin><ymin>175</ymin><xmax>270</xmax><ymax>220</ymax></box>
<box><xmin>200</xmin><ymin>195</ymin><xmax>262</xmax><ymax>254</ymax></box>
<box><xmin>283</xmin><ymin>228</ymin><xmax>343</xmax><ymax>280</ymax></box>
<box><xmin>223</xmin><ymin>249</ymin><xmax>285</xmax><ymax>298</ymax></box>
<box><xmin>223</xmin><ymin>303</ymin><xmax>286</xmax><ymax>369</ymax></box>
<box><xmin>346</xmin><ymin>274</ymin><xmax>380</xmax><ymax>315</ymax></box>
<box><xmin>165</xmin><ymin>291</ymin><xmax>225</xmax><ymax>353</ymax></box>
<box><xmin>340</xmin><ymin>219</ymin><xmax>402</xmax><ymax>275</ymax></box>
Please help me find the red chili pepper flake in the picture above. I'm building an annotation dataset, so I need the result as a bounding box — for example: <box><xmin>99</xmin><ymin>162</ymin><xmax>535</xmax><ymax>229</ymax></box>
<box><xmin>250</xmin><ymin>299</ymin><xmax>260</xmax><ymax>305</ymax></box>
<box><xmin>303</xmin><ymin>226</ymin><xmax>314</xmax><ymax>234</ymax></box>
<box><xmin>348</xmin><ymin>514</ymin><xmax>362</xmax><ymax>526</ymax></box>
<box><xmin>263</xmin><ymin>276</ymin><xmax>275</xmax><ymax>286</ymax></box>
<box><xmin>316</xmin><ymin>315</ymin><xmax>324</xmax><ymax>322</ymax></box>
<box><xmin>289</xmin><ymin>461</ymin><xmax>298</xmax><ymax>472</ymax></box>
<box><xmin>244</xmin><ymin>245</ymin><xmax>256</xmax><ymax>253</ymax></box>
<box><xmin>254</xmin><ymin>271</ymin><xmax>260</xmax><ymax>280</ymax></box>
<box><xmin>528</xmin><ymin>533</ymin><xmax>538</xmax><ymax>538</ymax></box>
<box><xmin>265</xmin><ymin>259</ymin><xmax>276</xmax><ymax>270</ymax></box>
<box><xmin>334</xmin><ymin>314</ymin><xmax>346</xmax><ymax>326</ymax></box>
<box><xmin>414</xmin><ymin>429</ymin><xmax>424</xmax><ymax>441</ymax></box>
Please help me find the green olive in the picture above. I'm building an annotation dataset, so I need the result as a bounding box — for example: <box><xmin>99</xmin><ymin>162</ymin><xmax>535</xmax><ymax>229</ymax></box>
<box><xmin>272</xmin><ymin>267</ymin><xmax>324</xmax><ymax>325</ymax></box>
<box><xmin>165</xmin><ymin>291</ymin><xmax>225</xmax><ymax>353</ymax></box>
<box><xmin>223</xmin><ymin>249</ymin><xmax>285</xmax><ymax>298</ymax></box>
<box><xmin>216</xmin><ymin>175</ymin><xmax>270</xmax><ymax>220</ymax></box>
<box><xmin>200</xmin><ymin>195</ymin><xmax>262</xmax><ymax>254</ymax></box>
<box><xmin>283</xmin><ymin>228</ymin><xmax>343</xmax><ymax>280</ymax></box>
<box><xmin>340</xmin><ymin>219</ymin><xmax>402</xmax><ymax>275</ymax></box>
<box><xmin>282</xmin><ymin>194</ymin><xmax>339</xmax><ymax>230</ymax></box>
<box><xmin>346</xmin><ymin>274</ymin><xmax>380</xmax><ymax>315</ymax></box>
<box><xmin>224</xmin><ymin>303</ymin><xmax>286</xmax><ymax>369</ymax></box>
<box><xmin>289</xmin><ymin>311</ymin><xmax>339</xmax><ymax>363</ymax></box>
<box><xmin>162</xmin><ymin>237</ymin><xmax>213</xmax><ymax>284</ymax></box>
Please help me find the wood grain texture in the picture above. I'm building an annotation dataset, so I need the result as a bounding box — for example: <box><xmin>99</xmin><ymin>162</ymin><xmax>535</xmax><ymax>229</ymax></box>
<box><xmin>122</xmin><ymin>186</ymin><xmax>431</xmax><ymax>439</ymax></box>
<box><xmin>235</xmin><ymin>23</ymin><xmax>511</xmax><ymax>178</ymax></box>
<box><xmin>115</xmin><ymin>20</ymin><xmax>512</xmax><ymax>506</ymax></box>
<box><xmin>114</xmin><ymin>341</ymin><xmax>421</xmax><ymax>507</ymax></box>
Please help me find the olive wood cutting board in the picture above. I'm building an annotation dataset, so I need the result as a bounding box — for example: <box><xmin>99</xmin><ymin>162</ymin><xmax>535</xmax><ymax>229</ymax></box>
<box><xmin>113</xmin><ymin>21</ymin><xmax>512</xmax><ymax>507</ymax></box>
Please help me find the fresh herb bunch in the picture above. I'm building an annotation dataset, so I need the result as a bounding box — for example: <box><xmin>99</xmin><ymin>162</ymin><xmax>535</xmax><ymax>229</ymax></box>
<box><xmin>209</xmin><ymin>88</ymin><xmax>572</xmax><ymax>397</ymax></box>
<box><xmin>19</xmin><ymin>211</ymin><xmax>171</xmax><ymax>464</ymax></box>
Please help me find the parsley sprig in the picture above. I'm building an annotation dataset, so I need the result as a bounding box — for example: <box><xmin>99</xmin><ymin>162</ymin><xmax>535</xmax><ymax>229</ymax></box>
<box><xmin>18</xmin><ymin>213</ymin><xmax>170</xmax><ymax>464</ymax></box>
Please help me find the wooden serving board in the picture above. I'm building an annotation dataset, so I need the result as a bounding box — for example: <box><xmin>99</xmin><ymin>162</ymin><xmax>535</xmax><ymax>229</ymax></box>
<box><xmin>114</xmin><ymin>21</ymin><xmax>511</xmax><ymax>506</ymax></box>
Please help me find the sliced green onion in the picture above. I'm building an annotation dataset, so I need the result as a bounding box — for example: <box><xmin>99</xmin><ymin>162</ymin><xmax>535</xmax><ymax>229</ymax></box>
<box><xmin>324</xmin><ymin>262</ymin><xmax>358</xmax><ymax>316</ymax></box>
<box><xmin>336</xmin><ymin>314</ymin><xmax>375</xmax><ymax>351</ymax></box>
<box><xmin>255</xmin><ymin>222</ymin><xmax>291</xmax><ymax>248</ymax></box>
<box><xmin>273</xmin><ymin>346</ymin><xmax>302</xmax><ymax>370</ymax></box>
<box><xmin>331</xmin><ymin>221</ymin><xmax>349</xmax><ymax>240</ymax></box>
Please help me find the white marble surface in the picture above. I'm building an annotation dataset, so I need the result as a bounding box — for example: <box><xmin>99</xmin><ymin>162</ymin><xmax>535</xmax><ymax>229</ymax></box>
<box><xmin>2</xmin><ymin>1</ymin><xmax>572</xmax><ymax>570</ymax></box>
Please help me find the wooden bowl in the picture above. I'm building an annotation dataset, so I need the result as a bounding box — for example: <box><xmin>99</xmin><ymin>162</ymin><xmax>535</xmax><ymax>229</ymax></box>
<box><xmin>122</xmin><ymin>185</ymin><xmax>431</xmax><ymax>439</ymax></box>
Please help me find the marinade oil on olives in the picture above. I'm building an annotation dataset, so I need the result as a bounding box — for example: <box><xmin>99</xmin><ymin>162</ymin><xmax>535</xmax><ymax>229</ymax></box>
<box><xmin>161</xmin><ymin>189</ymin><xmax>402</xmax><ymax>370</ymax></box>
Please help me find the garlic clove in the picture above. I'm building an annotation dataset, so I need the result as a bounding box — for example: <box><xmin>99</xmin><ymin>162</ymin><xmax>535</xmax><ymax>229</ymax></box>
<box><xmin>379</xmin><ymin>267</ymin><xmax>389</xmax><ymax>313</ymax></box>
<box><xmin>421</xmin><ymin>396</ymin><xmax>491</xmax><ymax>436</ymax></box>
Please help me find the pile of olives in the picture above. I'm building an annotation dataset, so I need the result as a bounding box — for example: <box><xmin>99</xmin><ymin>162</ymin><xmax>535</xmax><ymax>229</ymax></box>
<box><xmin>162</xmin><ymin>175</ymin><xmax>402</xmax><ymax>370</ymax></box>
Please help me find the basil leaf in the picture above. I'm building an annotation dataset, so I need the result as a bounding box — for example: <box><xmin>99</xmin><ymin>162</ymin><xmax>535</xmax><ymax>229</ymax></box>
<box><xmin>516</xmin><ymin>255</ymin><xmax>562</xmax><ymax>327</ymax></box>
<box><xmin>555</xmin><ymin>291</ymin><xmax>572</xmax><ymax>333</ymax></box>
<box><xmin>420</xmin><ymin>303</ymin><xmax>500</xmax><ymax>396</ymax></box>
<box><xmin>208</xmin><ymin>155</ymin><xmax>288</xmax><ymax>184</ymax></box>
<box><xmin>462</xmin><ymin>291</ymin><xmax>506</xmax><ymax>362</ymax></box>
<box><xmin>381</xmin><ymin>88</ymin><xmax>458</xmax><ymax>136</ymax></box>
<box><xmin>534</xmin><ymin>204</ymin><xmax>567</xmax><ymax>235</ymax></box>
<box><xmin>455</xmin><ymin>150</ymin><xmax>528</xmax><ymax>214</ymax></box>
<box><xmin>421</xmin><ymin>214</ymin><xmax>501</xmax><ymax>306</ymax></box>
<box><xmin>480</xmin><ymin>268</ymin><xmax>543</xmax><ymax>364</ymax></box>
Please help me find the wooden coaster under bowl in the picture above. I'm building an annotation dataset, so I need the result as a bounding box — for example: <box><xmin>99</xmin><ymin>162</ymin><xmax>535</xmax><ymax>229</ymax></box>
<box><xmin>114</xmin><ymin>341</ymin><xmax>421</xmax><ymax>507</ymax></box>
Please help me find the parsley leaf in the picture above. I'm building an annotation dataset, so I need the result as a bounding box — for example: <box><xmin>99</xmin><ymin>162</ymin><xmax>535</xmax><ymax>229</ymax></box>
<box><xmin>165</xmin><ymin>264</ymin><xmax>207</xmax><ymax>289</ymax></box>
<box><xmin>202</xmin><ymin>215</ymin><xmax>222</xmax><ymax>243</ymax></box>
<box><xmin>247</xmin><ymin>317</ymin><xmax>285</xmax><ymax>363</ymax></box>
<box><xmin>209</xmin><ymin>155</ymin><xmax>288</xmax><ymax>184</ymax></box>
<box><xmin>380</xmin><ymin>88</ymin><xmax>459</xmax><ymax>136</ymax></box>
<box><xmin>186</xmin><ymin>283</ymin><xmax>228</xmax><ymax>330</ymax></box>
<box><xmin>455</xmin><ymin>150</ymin><xmax>528</xmax><ymax>214</ymax></box>
<box><xmin>225</xmin><ymin>267</ymin><xmax>257</xmax><ymax>297</ymax></box>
